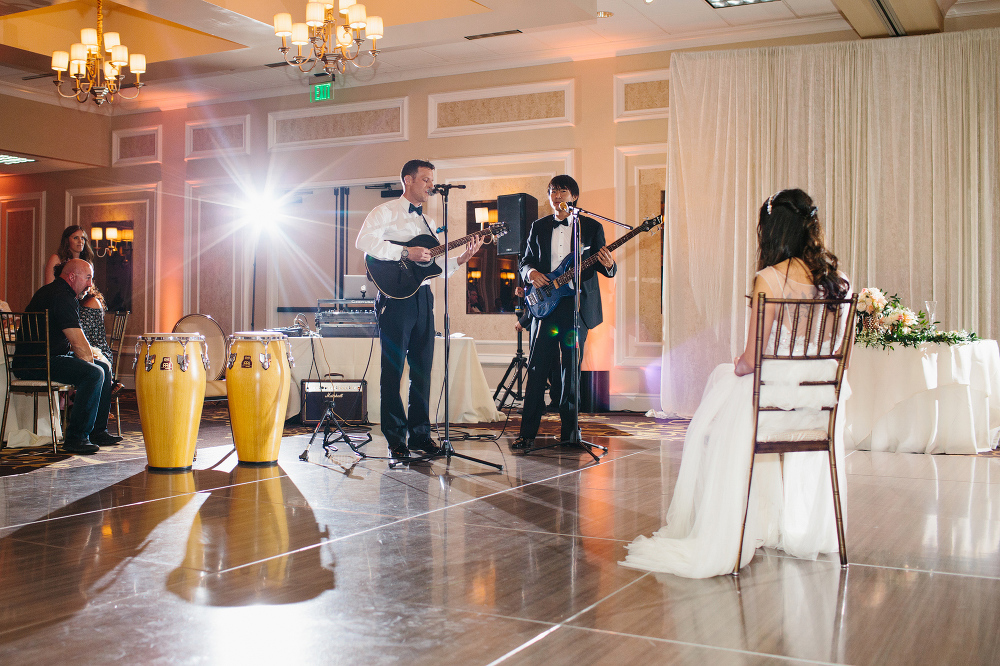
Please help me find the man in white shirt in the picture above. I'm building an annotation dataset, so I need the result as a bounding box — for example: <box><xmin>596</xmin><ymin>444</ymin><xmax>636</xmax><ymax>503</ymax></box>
<box><xmin>356</xmin><ymin>159</ymin><xmax>482</xmax><ymax>461</ymax></box>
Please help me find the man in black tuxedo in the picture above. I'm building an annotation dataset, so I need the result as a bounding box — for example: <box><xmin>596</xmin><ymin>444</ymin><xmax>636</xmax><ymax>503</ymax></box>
<box><xmin>511</xmin><ymin>175</ymin><xmax>616</xmax><ymax>449</ymax></box>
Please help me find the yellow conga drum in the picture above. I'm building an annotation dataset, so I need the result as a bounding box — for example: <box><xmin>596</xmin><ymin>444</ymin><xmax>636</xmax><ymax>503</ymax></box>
<box><xmin>225</xmin><ymin>332</ymin><xmax>293</xmax><ymax>465</ymax></box>
<box><xmin>134</xmin><ymin>333</ymin><xmax>209</xmax><ymax>471</ymax></box>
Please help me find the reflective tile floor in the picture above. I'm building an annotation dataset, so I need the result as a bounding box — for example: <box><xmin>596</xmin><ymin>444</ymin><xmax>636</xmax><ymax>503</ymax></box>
<box><xmin>1</xmin><ymin>427</ymin><xmax>999</xmax><ymax>665</ymax></box>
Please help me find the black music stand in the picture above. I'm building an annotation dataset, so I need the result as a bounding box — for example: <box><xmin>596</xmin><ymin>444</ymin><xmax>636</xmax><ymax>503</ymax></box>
<box><xmin>517</xmin><ymin>208</ymin><xmax>608</xmax><ymax>462</ymax></box>
<box><xmin>429</xmin><ymin>183</ymin><xmax>502</xmax><ymax>471</ymax></box>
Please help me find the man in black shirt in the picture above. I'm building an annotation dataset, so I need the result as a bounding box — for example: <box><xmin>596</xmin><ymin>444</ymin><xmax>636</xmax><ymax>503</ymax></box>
<box><xmin>14</xmin><ymin>259</ymin><xmax>120</xmax><ymax>454</ymax></box>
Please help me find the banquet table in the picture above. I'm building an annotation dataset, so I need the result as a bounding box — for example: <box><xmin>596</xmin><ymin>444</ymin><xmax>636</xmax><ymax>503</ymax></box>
<box><xmin>285</xmin><ymin>335</ymin><xmax>501</xmax><ymax>424</ymax></box>
<box><xmin>843</xmin><ymin>340</ymin><xmax>1000</xmax><ymax>454</ymax></box>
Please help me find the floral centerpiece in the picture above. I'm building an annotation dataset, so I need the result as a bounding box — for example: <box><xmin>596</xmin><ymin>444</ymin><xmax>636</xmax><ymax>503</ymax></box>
<box><xmin>855</xmin><ymin>288</ymin><xmax>978</xmax><ymax>349</ymax></box>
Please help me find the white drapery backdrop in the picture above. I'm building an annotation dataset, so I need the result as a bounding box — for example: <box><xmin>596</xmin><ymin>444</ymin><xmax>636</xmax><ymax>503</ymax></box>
<box><xmin>661</xmin><ymin>28</ymin><xmax>1000</xmax><ymax>416</ymax></box>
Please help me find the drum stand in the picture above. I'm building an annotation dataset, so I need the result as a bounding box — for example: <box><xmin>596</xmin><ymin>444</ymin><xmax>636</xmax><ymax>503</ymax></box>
<box><xmin>299</xmin><ymin>395</ymin><xmax>374</xmax><ymax>462</ymax></box>
<box><xmin>429</xmin><ymin>183</ymin><xmax>502</xmax><ymax>471</ymax></box>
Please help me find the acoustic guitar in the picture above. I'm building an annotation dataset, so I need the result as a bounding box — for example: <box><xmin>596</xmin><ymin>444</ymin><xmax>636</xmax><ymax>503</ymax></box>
<box><xmin>366</xmin><ymin>221</ymin><xmax>508</xmax><ymax>299</ymax></box>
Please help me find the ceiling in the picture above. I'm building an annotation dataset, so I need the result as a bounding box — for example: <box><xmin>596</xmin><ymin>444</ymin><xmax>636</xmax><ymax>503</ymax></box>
<box><xmin>0</xmin><ymin>0</ymin><xmax>997</xmax><ymax>175</ymax></box>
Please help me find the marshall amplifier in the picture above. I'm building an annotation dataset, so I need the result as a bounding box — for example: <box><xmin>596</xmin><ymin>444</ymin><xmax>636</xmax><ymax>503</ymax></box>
<box><xmin>300</xmin><ymin>379</ymin><xmax>368</xmax><ymax>425</ymax></box>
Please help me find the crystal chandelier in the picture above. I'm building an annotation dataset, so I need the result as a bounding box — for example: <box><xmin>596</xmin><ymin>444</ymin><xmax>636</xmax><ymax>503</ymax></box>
<box><xmin>49</xmin><ymin>0</ymin><xmax>146</xmax><ymax>106</ymax></box>
<box><xmin>274</xmin><ymin>1</ymin><xmax>383</xmax><ymax>78</ymax></box>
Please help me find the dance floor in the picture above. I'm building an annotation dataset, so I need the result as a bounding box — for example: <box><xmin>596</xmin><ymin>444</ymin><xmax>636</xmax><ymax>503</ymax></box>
<box><xmin>0</xmin><ymin>400</ymin><xmax>998</xmax><ymax>664</ymax></box>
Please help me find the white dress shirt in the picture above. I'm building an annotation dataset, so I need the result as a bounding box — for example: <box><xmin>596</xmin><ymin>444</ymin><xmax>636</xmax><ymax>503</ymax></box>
<box><xmin>356</xmin><ymin>196</ymin><xmax>459</xmax><ymax>284</ymax></box>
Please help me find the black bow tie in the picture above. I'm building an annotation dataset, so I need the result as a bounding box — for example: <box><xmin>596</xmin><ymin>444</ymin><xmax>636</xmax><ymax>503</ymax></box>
<box><xmin>408</xmin><ymin>203</ymin><xmax>423</xmax><ymax>216</ymax></box>
<box><xmin>553</xmin><ymin>218</ymin><xmax>569</xmax><ymax>227</ymax></box>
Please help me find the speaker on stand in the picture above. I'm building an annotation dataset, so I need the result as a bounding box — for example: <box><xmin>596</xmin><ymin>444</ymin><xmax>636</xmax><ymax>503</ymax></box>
<box><xmin>496</xmin><ymin>193</ymin><xmax>538</xmax><ymax>257</ymax></box>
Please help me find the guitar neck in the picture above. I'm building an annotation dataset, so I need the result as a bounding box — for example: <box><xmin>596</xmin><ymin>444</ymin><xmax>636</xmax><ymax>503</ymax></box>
<box><xmin>428</xmin><ymin>228</ymin><xmax>491</xmax><ymax>258</ymax></box>
<box><xmin>551</xmin><ymin>222</ymin><xmax>650</xmax><ymax>288</ymax></box>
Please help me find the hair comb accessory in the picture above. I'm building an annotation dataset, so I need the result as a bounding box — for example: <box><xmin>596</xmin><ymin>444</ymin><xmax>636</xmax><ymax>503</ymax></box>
<box><xmin>809</xmin><ymin>206</ymin><xmax>818</xmax><ymax>219</ymax></box>
<box><xmin>765</xmin><ymin>192</ymin><xmax>779</xmax><ymax>215</ymax></box>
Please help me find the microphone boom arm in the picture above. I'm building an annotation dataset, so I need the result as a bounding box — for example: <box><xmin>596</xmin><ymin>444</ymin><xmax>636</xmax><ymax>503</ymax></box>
<box><xmin>558</xmin><ymin>202</ymin><xmax>631</xmax><ymax>229</ymax></box>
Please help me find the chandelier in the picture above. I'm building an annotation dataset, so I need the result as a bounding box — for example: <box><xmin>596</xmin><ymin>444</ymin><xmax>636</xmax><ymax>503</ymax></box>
<box><xmin>50</xmin><ymin>0</ymin><xmax>146</xmax><ymax>106</ymax></box>
<box><xmin>273</xmin><ymin>1</ymin><xmax>383</xmax><ymax>78</ymax></box>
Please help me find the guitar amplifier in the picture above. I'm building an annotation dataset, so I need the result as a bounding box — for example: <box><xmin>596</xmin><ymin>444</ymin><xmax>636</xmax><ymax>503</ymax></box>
<box><xmin>300</xmin><ymin>379</ymin><xmax>368</xmax><ymax>425</ymax></box>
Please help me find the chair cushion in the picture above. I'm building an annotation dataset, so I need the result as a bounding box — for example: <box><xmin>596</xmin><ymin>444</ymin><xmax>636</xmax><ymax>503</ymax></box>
<box><xmin>10</xmin><ymin>379</ymin><xmax>73</xmax><ymax>389</ymax></box>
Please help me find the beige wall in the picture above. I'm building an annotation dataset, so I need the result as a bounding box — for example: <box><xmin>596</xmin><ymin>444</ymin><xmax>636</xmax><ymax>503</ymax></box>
<box><xmin>0</xmin><ymin>27</ymin><xmax>879</xmax><ymax>409</ymax></box>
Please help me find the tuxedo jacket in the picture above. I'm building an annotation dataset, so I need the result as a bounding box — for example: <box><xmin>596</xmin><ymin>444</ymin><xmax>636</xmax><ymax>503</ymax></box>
<box><xmin>519</xmin><ymin>214</ymin><xmax>616</xmax><ymax>330</ymax></box>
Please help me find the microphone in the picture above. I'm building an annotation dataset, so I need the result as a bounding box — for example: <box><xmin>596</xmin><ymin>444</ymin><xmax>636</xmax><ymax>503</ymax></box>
<box><xmin>557</xmin><ymin>202</ymin><xmax>581</xmax><ymax>213</ymax></box>
<box><xmin>431</xmin><ymin>184</ymin><xmax>466</xmax><ymax>194</ymax></box>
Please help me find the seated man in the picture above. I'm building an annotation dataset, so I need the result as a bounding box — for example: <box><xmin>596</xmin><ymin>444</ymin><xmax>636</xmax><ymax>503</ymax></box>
<box><xmin>14</xmin><ymin>259</ymin><xmax>121</xmax><ymax>454</ymax></box>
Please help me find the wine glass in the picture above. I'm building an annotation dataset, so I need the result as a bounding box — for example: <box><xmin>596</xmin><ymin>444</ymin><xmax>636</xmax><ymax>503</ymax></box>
<box><xmin>924</xmin><ymin>300</ymin><xmax>937</xmax><ymax>328</ymax></box>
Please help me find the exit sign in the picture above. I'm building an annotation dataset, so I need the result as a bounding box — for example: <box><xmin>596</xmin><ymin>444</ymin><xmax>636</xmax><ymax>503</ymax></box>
<box><xmin>310</xmin><ymin>82</ymin><xmax>332</xmax><ymax>102</ymax></box>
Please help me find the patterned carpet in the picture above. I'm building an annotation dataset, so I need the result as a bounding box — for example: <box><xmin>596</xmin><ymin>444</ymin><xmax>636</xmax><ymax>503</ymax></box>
<box><xmin>2</xmin><ymin>393</ymin><xmax>994</xmax><ymax>475</ymax></box>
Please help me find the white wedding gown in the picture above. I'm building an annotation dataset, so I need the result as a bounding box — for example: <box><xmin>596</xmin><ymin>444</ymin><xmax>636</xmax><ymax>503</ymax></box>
<box><xmin>622</xmin><ymin>267</ymin><xmax>852</xmax><ymax>578</ymax></box>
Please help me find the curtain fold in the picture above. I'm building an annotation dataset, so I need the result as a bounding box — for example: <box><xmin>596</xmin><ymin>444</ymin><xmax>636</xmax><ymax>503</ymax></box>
<box><xmin>662</xmin><ymin>28</ymin><xmax>1000</xmax><ymax>415</ymax></box>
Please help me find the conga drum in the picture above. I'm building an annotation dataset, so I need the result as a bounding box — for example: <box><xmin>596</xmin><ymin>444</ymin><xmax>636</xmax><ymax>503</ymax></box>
<box><xmin>225</xmin><ymin>332</ymin><xmax>294</xmax><ymax>465</ymax></box>
<box><xmin>134</xmin><ymin>333</ymin><xmax>209</xmax><ymax>471</ymax></box>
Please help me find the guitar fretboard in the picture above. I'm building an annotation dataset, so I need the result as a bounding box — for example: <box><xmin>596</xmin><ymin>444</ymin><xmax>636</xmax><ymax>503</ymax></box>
<box><xmin>550</xmin><ymin>215</ymin><xmax>662</xmax><ymax>288</ymax></box>
<box><xmin>428</xmin><ymin>225</ymin><xmax>503</xmax><ymax>258</ymax></box>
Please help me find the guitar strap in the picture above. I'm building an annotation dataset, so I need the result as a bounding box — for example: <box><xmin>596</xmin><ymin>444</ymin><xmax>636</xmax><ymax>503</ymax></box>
<box><xmin>419</xmin><ymin>214</ymin><xmax>437</xmax><ymax>238</ymax></box>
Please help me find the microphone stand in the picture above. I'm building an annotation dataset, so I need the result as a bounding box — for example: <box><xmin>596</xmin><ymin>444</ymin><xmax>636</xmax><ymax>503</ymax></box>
<box><xmin>430</xmin><ymin>183</ymin><xmax>502</xmax><ymax>471</ymax></box>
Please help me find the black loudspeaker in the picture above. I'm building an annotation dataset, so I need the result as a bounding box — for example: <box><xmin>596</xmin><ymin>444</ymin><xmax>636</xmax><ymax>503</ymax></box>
<box><xmin>301</xmin><ymin>379</ymin><xmax>368</xmax><ymax>425</ymax></box>
<box><xmin>496</xmin><ymin>193</ymin><xmax>538</xmax><ymax>256</ymax></box>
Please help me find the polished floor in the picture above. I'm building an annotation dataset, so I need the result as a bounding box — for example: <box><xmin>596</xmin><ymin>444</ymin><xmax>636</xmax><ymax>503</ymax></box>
<box><xmin>0</xmin><ymin>418</ymin><xmax>998</xmax><ymax>665</ymax></box>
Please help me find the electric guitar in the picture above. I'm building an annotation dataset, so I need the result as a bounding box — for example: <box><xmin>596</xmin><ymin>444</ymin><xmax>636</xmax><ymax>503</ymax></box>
<box><xmin>366</xmin><ymin>222</ymin><xmax>508</xmax><ymax>299</ymax></box>
<box><xmin>524</xmin><ymin>215</ymin><xmax>663</xmax><ymax>319</ymax></box>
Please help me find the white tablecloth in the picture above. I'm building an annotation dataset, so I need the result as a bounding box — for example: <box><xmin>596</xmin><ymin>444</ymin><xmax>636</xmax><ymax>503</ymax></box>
<box><xmin>286</xmin><ymin>336</ymin><xmax>501</xmax><ymax>424</ymax></box>
<box><xmin>0</xmin><ymin>356</ymin><xmax>63</xmax><ymax>448</ymax></box>
<box><xmin>843</xmin><ymin>340</ymin><xmax>1000</xmax><ymax>454</ymax></box>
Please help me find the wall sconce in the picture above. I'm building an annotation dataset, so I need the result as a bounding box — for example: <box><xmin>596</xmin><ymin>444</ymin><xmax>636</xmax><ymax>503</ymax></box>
<box><xmin>474</xmin><ymin>207</ymin><xmax>490</xmax><ymax>227</ymax></box>
<box><xmin>91</xmin><ymin>224</ymin><xmax>133</xmax><ymax>258</ymax></box>
<box><xmin>468</xmin><ymin>270</ymin><xmax>482</xmax><ymax>280</ymax></box>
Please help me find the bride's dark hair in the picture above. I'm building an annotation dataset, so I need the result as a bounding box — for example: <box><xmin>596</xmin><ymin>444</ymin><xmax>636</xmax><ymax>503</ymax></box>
<box><xmin>757</xmin><ymin>189</ymin><xmax>847</xmax><ymax>299</ymax></box>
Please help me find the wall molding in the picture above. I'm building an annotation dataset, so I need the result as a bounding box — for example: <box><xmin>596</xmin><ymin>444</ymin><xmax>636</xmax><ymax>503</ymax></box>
<box><xmin>614</xmin><ymin>69</ymin><xmax>670</xmax><ymax>123</ymax></box>
<box><xmin>65</xmin><ymin>183</ymin><xmax>160</xmax><ymax>335</ymax></box>
<box><xmin>113</xmin><ymin>125</ymin><xmax>162</xmax><ymax>166</ymax></box>
<box><xmin>268</xmin><ymin>97</ymin><xmax>408</xmax><ymax>152</ymax></box>
<box><xmin>428</xmin><ymin>79</ymin><xmax>574</xmax><ymax>138</ymax></box>
<box><xmin>185</xmin><ymin>115</ymin><xmax>251</xmax><ymax>160</ymax></box>
<box><xmin>614</xmin><ymin>144</ymin><xmax>667</xmax><ymax>368</ymax></box>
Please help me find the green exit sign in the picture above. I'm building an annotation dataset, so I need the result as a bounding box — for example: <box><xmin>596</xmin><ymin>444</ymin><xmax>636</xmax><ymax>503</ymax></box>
<box><xmin>310</xmin><ymin>82</ymin><xmax>332</xmax><ymax>103</ymax></box>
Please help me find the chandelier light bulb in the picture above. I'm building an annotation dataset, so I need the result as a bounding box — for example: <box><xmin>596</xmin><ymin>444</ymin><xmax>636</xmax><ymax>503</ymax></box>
<box><xmin>291</xmin><ymin>22</ymin><xmax>310</xmax><ymax>45</ymax></box>
<box><xmin>70</xmin><ymin>42</ymin><xmax>88</xmax><ymax>63</ymax></box>
<box><xmin>51</xmin><ymin>50</ymin><xmax>70</xmax><ymax>72</ymax></box>
<box><xmin>129</xmin><ymin>53</ymin><xmax>146</xmax><ymax>74</ymax></box>
<box><xmin>111</xmin><ymin>44</ymin><xmax>128</xmax><ymax>66</ymax></box>
<box><xmin>81</xmin><ymin>28</ymin><xmax>99</xmax><ymax>50</ymax></box>
<box><xmin>347</xmin><ymin>4</ymin><xmax>367</xmax><ymax>29</ymax></box>
<box><xmin>273</xmin><ymin>13</ymin><xmax>293</xmax><ymax>36</ymax></box>
<box><xmin>305</xmin><ymin>3</ymin><xmax>325</xmax><ymax>26</ymax></box>
<box><xmin>365</xmin><ymin>15</ymin><xmax>383</xmax><ymax>40</ymax></box>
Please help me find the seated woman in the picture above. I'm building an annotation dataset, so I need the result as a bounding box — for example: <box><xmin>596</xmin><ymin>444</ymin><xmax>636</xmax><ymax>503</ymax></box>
<box><xmin>79</xmin><ymin>285</ymin><xmax>122</xmax><ymax>394</ymax></box>
<box><xmin>621</xmin><ymin>188</ymin><xmax>851</xmax><ymax>579</ymax></box>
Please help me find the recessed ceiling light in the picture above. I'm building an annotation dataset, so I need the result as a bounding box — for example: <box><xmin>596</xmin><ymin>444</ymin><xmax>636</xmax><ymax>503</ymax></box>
<box><xmin>705</xmin><ymin>0</ymin><xmax>780</xmax><ymax>7</ymax></box>
<box><xmin>0</xmin><ymin>154</ymin><xmax>35</xmax><ymax>165</ymax></box>
<box><xmin>597</xmin><ymin>11</ymin><xmax>614</xmax><ymax>18</ymax></box>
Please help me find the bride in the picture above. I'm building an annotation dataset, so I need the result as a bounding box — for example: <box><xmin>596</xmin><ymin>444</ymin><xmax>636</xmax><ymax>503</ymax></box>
<box><xmin>622</xmin><ymin>189</ymin><xmax>852</xmax><ymax>578</ymax></box>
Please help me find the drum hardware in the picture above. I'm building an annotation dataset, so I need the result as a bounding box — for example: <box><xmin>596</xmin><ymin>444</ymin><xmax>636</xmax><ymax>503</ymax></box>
<box><xmin>299</xmin><ymin>393</ymin><xmax>373</xmax><ymax>462</ymax></box>
<box><xmin>260</xmin><ymin>352</ymin><xmax>271</xmax><ymax>370</ymax></box>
